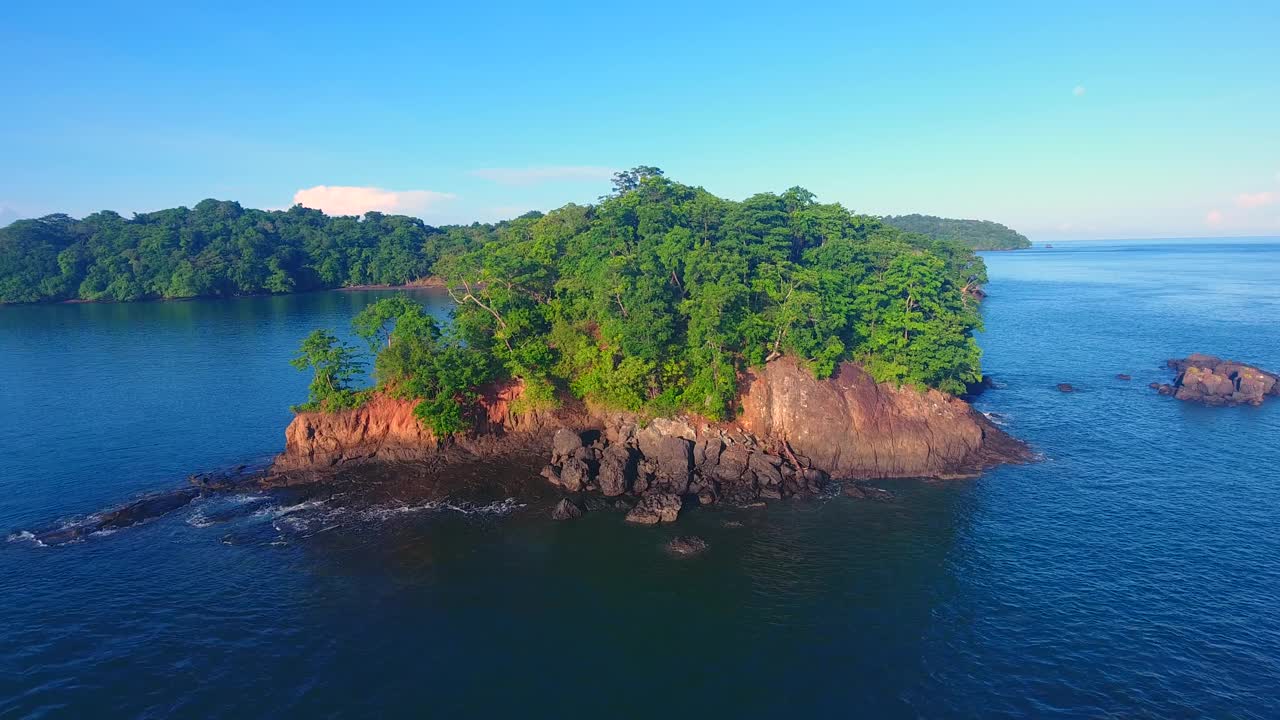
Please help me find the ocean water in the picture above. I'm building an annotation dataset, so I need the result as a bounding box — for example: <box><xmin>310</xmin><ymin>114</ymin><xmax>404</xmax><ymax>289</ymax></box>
<box><xmin>2</xmin><ymin>239</ymin><xmax>1279</xmax><ymax>718</ymax></box>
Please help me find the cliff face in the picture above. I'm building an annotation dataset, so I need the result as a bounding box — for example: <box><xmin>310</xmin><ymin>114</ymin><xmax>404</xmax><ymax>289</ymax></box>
<box><xmin>738</xmin><ymin>358</ymin><xmax>1028</xmax><ymax>478</ymax></box>
<box><xmin>272</xmin><ymin>359</ymin><xmax>1028</xmax><ymax>480</ymax></box>
<box><xmin>272</xmin><ymin>381</ymin><xmax>550</xmax><ymax>473</ymax></box>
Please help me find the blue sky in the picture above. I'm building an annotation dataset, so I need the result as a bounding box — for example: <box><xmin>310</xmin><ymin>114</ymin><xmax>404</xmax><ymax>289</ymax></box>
<box><xmin>1</xmin><ymin>1</ymin><xmax>1277</xmax><ymax>240</ymax></box>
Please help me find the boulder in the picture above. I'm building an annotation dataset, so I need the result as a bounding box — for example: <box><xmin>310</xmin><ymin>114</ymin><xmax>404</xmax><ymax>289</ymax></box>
<box><xmin>596</xmin><ymin>444</ymin><xmax>636</xmax><ymax>497</ymax></box>
<box><xmin>551</xmin><ymin>498</ymin><xmax>584</xmax><ymax>521</ymax></box>
<box><xmin>539</xmin><ymin>464</ymin><xmax>562</xmax><ymax>487</ymax></box>
<box><xmin>551</xmin><ymin>428</ymin><xmax>584</xmax><ymax>465</ymax></box>
<box><xmin>624</xmin><ymin>493</ymin><xmax>682</xmax><ymax>525</ymax></box>
<box><xmin>559</xmin><ymin>457</ymin><xmax>590</xmax><ymax>493</ymax></box>
<box><xmin>637</xmin><ymin>431</ymin><xmax>693</xmax><ymax>494</ymax></box>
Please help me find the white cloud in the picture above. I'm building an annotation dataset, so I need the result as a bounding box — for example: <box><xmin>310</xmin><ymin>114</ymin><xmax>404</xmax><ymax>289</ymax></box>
<box><xmin>1205</xmin><ymin>209</ymin><xmax>1224</xmax><ymax>225</ymax></box>
<box><xmin>469</xmin><ymin>166</ymin><xmax>615</xmax><ymax>186</ymax></box>
<box><xmin>1073</xmin><ymin>85</ymin><xmax>1086</xmax><ymax>96</ymax></box>
<box><xmin>1234</xmin><ymin>191</ymin><xmax>1275</xmax><ymax>209</ymax></box>
<box><xmin>292</xmin><ymin>185</ymin><xmax>456</xmax><ymax>217</ymax></box>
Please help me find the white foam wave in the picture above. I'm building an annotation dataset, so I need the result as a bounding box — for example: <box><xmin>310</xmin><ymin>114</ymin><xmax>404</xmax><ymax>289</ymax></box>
<box><xmin>7</xmin><ymin>530</ymin><xmax>47</xmax><ymax>547</ymax></box>
<box><xmin>983</xmin><ymin>411</ymin><xmax>1011</xmax><ymax>427</ymax></box>
<box><xmin>251</xmin><ymin>499</ymin><xmax>327</xmax><ymax>520</ymax></box>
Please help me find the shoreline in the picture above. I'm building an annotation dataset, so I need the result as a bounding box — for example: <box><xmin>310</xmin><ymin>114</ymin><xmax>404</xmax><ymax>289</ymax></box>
<box><xmin>29</xmin><ymin>277</ymin><xmax>448</xmax><ymax>307</ymax></box>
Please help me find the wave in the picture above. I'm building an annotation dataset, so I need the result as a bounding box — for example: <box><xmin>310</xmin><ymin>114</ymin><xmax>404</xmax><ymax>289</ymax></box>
<box><xmin>6</xmin><ymin>530</ymin><xmax>47</xmax><ymax>547</ymax></box>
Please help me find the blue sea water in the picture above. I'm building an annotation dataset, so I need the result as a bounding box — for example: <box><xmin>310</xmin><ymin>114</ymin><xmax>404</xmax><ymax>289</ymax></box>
<box><xmin>2</xmin><ymin>239</ymin><xmax>1279</xmax><ymax>718</ymax></box>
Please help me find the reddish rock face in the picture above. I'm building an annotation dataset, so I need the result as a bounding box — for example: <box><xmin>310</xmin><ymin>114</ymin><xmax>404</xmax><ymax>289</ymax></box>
<box><xmin>273</xmin><ymin>380</ymin><xmax>543</xmax><ymax>473</ymax></box>
<box><xmin>737</xmin><ymin>358</ymin><xmax>1030</xmax><ymax>479</ymax></box>
<box><xmin>272</xmin><ymin>359</ymin><xmax>1031</xmax><ymax>482</ymax></box>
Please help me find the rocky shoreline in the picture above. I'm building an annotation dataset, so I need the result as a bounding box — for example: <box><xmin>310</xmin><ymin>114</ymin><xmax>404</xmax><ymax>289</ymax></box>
<box><xmin>267</xmin><ymin>358</ymin><xmax>1033</xmax><ymax>523</ymax></box>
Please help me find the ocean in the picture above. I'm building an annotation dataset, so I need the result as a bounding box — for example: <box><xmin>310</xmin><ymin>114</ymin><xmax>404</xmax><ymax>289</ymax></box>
<box><xmin>2</xmin><ymin>238</ymin><xmax>1278</xmax><ymax>718</ymax></box>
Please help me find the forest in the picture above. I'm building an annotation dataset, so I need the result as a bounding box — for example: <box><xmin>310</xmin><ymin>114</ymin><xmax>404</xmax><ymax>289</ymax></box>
<box><xmin>290</xmin><ymin>169</ymin><xmax>990</xmax><ymax>432</ymax></box>
<box><xmin>0</xmin><ymin>201</ymin><xmax>505</xmax><ymax>303</ymax></box>
<box><xmin>881</xmin><ymin>214</ymin><xmax>1031</xmax><ymax>250</ymax></box>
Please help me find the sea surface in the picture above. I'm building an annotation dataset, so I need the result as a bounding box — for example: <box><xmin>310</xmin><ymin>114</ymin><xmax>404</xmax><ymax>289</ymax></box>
<box><xmin>2</xmin><ymin>239</ymin><xmax>1279</xmax><ymax>719</ymax></box>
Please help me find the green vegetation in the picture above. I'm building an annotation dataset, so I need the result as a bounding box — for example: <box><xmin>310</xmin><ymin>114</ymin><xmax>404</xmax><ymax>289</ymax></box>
<box><xmin>289</xmin><ymin>330</ymin><xmax>366</xmax><ymax>412</ymax></box>
<box><xmin>291</xmin><ymin>169</ymin><xmax>989</xmax><ymax>432</ymax></box>
<box><xmin>881</xmin><ymin>214</ymin><xmax>1031</xmax><ymax>250</ymax></box>
<box><xmin>0</xmin><ymin>201</ymin><xmax>497</xmax><ymax>304</ymax></box>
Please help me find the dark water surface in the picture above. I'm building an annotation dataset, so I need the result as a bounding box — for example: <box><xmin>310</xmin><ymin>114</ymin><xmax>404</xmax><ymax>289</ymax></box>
<box><xmin>3</xmin><ymin>240</ymin><xmax>1279</xmax><ymax>718</ymax></box>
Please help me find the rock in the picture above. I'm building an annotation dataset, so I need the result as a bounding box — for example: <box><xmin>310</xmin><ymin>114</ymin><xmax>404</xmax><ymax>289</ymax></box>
<box><xmin>540</xmin><ymin>464</ymin><xmax>562</xmax><ymax>487</ymax></box>
<box><xmin>722</xmin><ymin>520</ymin><xmax>744</xmax><ymax>528</ymax></box>
<box><xmin>559</xmin><ymin>457</ymin><xmax>590</xmax><ymax>493</ymax></box>
<box><xmin>624</xmin><ymin>493</ymin><xmax>682</xmax><ymax>525</ymax></box>
<box><xmin>963</xmin><ymin>374</ymin><xmax>995</xmax><ymax>399</ymax></box>
<box><xmin>596</xmin><ymin>444</ymin><xmax>636</xmax><ymax>497</ymax></box>
<box><xmin>1115</xmin><ymin>374</ymin><xmax>1132</xmax><ymax>381</ymax></box>
<box><xmin>551</xmin><ymin>498</ymin><xmax>584</xmax><ymax>521</ymax></box>
<box><xmin>551</xmin><ymin>428</ymin><xmax>584</xmax><ymax>464</ymax></box>
<box><xmin>736</xmin><ymin>358</ymin><xmax>1030</xmax><ymax>480</ymax></box>
<box><xmin>843</xmin><ymin>483</ymin><xmax>893</xmax><ymax>501</ymax></box>
<box><xmin>636</xmin><ymin>431</ymin><xmax>693</xmax><ymax>494</ymax></box>
<box><xmin>748</xmin><ymin>453</ymin><xmax>783</xmax><ymax>488</ymax></box>
<box><xmin>665</xmin><ymin>536</ymin><xmax>708</xmax><ymax>556</ymax></box>
<box><xmin>34</xmin><ymin>489</ymin><xmax>200</xmax><ymax>545</ymax></box>
<box><xmin>1159</xmin><ymin>355</ymin><xmax>1279</xmax><ymax>406</ymax></box>
<box><xmin>1056</xmin><ymin>383</ymin><xmax>1075</xmax><ymax>393</ymax></box>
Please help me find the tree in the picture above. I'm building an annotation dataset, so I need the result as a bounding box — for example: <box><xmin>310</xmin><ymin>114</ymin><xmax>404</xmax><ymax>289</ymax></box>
<box><xmin>608</xmin><ymin>166</ymin><xmax>665</xmax><ymax>195</ymax></box>
<box><xmin>289</xmin><ymin>330</ymin><xmax>364</xmax><ymax>411</ymax></box>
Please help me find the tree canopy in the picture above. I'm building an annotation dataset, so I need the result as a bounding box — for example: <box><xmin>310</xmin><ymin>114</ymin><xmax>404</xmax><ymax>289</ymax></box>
<box><xmin>291</xmin><ymin>171</ymin><xmax>989</xmax><ymax>432</ymax></box>
<box><xmin>881</xmin><ymin>214</ymin><xmax>1031</xmax><ymax>250</ymax></box>
<box><xmin>0</xmin><ymin>201</ymin><xmax>496</xmax><ymax>304</ymax></box>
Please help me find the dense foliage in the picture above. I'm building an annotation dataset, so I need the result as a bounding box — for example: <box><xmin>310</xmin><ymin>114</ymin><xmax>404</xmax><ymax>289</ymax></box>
<box><xmin>0</xmin><ymin>201</ymin><xmax>496</xmax><ymax>303</ymax></box>
<box><xmin>293</xmin><ymin>171</ymin><xmax>989</xmax><ymax>432</ymax></box>
<box><xmin>881</xmin><ymin>214</ymin><xmax>1031</xmax><ymax>250</ymax></box>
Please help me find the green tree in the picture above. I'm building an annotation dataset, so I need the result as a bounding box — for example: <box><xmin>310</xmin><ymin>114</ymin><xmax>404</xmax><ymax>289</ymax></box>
<box><xmin>289</xmin><ymin>330</ymin><xmax>365</xmax><ymax>411</ymax></box>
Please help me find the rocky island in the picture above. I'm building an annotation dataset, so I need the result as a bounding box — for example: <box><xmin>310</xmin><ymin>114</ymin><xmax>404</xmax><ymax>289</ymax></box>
<box><xmin>267</xmin><ymin>169</ymin><xmax>1030</xmax><ymax>522</ymax></box>
<box><xmin>1152</xmin><ymin>354</ymin><xmax>1279</xmax><ymax>406</ymax></box>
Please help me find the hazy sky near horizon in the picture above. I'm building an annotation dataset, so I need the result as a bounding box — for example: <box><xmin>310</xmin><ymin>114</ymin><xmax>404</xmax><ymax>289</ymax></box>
<box><xmin>1</xmin><ymin>1</ymin><xmax>1277</xmax><ymax>240</ymax></box>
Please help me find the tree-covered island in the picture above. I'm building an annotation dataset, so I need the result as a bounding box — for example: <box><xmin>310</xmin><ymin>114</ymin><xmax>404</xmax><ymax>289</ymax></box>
<box><xmin>881</xmin><ymin>214</ymin><xmax>1031</xmax><ymax>250</ymax></box>
<box><xmin>288</xmin><ymin>169</ymin><xmax>990</xmax><ymax>432</ymax></box>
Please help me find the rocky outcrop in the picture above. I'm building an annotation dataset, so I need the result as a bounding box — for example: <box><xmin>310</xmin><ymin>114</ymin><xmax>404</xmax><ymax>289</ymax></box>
<box><xmin>736</xmin><ymin>359</ymin><xmax>1030</xmax><ymax>480</ymax></box>
<box><xmin>272</xmin><ymin>359</ymin><xmax>1030</xmax><ymax>519</ymax></box>
<box><xmin>271</xmin><ymin>380</ymin><xmax>557</xmax><ymax>474</ymax></box>
<box><xmin>1153</xmin><ymin>354</ymin><xmax>1279</xmax><ymax>406</ymax></box>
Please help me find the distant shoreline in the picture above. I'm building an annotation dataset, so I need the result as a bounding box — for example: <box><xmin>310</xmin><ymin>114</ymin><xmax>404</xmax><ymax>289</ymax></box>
<box><xmin>40</xmin><ymin>277</ymin><xmax>447</xmax><ymax>306</ymax></box>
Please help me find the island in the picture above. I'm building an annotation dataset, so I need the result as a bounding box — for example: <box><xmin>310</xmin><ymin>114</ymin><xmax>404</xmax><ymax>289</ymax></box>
<box><xmin>1</xmin><ymin>171</ymin><xmax>1029</xmax><ymax>305</ymax></box>
<box><xmin>881</xmin><ymin>214</ymin><xmax>1032</xmax><ymax>251</ymax></box>
<box><xmin>269</xmin><ymin>170</ymin><xmax>1030</xmax><ymax>522</ymax></box>
<box><xmin>1152</xmin><ymin>354</ymin><xmax>1279</xmax><ymax>406</ymax></box>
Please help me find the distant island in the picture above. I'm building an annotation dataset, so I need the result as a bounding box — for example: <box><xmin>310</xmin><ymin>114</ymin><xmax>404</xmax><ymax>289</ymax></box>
<box><xmin>271</xmin><ymin>168</ymin><xmax>1028</xmax><ymax>515</ymax></box>
<box><xmin>881</xmin><ymin>214</ymin><xmax>1031</xmax><ymax>250</ymax></box>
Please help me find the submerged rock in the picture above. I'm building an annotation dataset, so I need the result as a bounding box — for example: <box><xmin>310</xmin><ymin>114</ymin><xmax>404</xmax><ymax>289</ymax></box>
<box><xmin>1115</xmin><ymin>374</ymin><xmax>1132</xmax><ymax>381</ymax></box>
<box><xmin>1056</xmin><ymin>383</ymin><xmax>1075</xmax><ymax>393</ymax></box>
<box><xmin>843</xmin><ymin>483</ymin><xmax>894</xmax><ymax>501</ymax></box>
<box><xmin>665</xmin><ymin>536</ymin><xmax>708</xmax><ymax>556</ymax></box>
<box><xmin>33</xmin><ymin>489</ymin><xmax>200</xmax><ymax>545</ymax></box>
